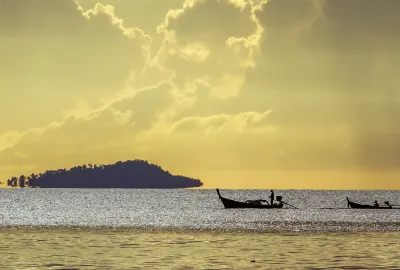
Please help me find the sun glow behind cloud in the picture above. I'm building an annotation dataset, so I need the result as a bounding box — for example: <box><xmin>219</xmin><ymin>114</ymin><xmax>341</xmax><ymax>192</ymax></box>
<box><xmin>0</xmin><ymin>0</ymin><xmax>399</xmax><ymax>189</ymax></box>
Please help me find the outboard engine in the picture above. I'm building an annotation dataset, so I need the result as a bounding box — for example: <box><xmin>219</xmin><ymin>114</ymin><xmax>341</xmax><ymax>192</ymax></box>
<box><xmin>384</xmin><ymin>201</ymin><xmax>392</xmax><ymax>208</ymax></box>
<box><xmin>275</xmin><ymin>196</ymin><xmax>283</xmax><ymax>206</ymax></box>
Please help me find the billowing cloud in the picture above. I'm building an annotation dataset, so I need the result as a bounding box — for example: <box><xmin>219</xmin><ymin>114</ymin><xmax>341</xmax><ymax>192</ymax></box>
<box><xmin>132</xmin><ymin>110</ymin><xmax>281</xmax><ymax>172</ymax></box>
<box><xmin>0</xmin><ymin>0</ymin><xmax>149</xmax><ymax>131</ymax></box>
<box><xmin>1</xmin><ymin>0</ymin><xmax>400</xmax><ymax>189</ymax></box>
<box><xmin>153</xmin><ymin>0</ymin><xmax>264</xmax><ymax>100</ymax></box>
<box><xmin>0</xmin><ymin>107</ymin><xmax>136</xmax><ymax>172</ymax></box>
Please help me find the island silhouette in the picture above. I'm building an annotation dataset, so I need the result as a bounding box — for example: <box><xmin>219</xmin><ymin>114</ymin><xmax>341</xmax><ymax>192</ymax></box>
<box><xmin>5</xmin><ymin>159</ymin><xmax>203</xmax><ymax>188</ymax></box>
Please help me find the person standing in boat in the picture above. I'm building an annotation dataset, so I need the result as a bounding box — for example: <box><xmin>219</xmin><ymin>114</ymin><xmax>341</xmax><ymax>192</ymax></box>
<box><xmin>269</xmin><ymin>190</ymin><xmax>275</xmax><ymax>205</ymax></box>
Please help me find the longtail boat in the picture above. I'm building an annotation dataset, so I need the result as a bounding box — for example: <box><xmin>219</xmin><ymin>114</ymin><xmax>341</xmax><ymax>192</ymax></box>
<box><xmin>346</xmin><ymin>197</ymin><xmax>395</xmax><ymax>209</ymax></box>
<box><xmin>216</xmin><ymin>189</ymin><xmax>284</xmax><ymax>209</ymax></box>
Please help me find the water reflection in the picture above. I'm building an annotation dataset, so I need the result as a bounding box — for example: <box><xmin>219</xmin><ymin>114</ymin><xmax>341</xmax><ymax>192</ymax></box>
<box><xmin>0</xmin><ymin>189</ymin><xmax>399</xmax><ymax>232</ymax></box>
<box><xmin>0</xmin><ymin>229</ymin><xmax>398</xmax><ymax>269</ymax></box>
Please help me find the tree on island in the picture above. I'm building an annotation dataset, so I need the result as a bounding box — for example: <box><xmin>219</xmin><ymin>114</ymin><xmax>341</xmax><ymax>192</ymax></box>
<box><xmin>7</xmin><ymin>176</ymin><xmax>18</xmax><ymax>187</ymax></box>
<box><xmin>5</xmin><ymin>159</ymin><xmax>203</xmax><ymax>189</ymax></box>
<box><xmin>18</xmin><ymin>175</ymin><xmax>26</xmax><ymax>188</ymax></box>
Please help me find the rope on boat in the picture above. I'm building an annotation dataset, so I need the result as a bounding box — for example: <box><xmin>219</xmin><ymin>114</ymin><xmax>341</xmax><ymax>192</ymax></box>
<box><xmin>282</xmin><ymin>201</ymin><xmax>298</xmax><ymax>209</ymax></box>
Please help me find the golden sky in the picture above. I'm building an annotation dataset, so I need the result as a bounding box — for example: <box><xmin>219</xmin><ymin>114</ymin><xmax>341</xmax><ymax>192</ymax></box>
<box><xmin>1</xmin><ymin>0</ymin><xmax>400</xmax><ymax>189</ymax></box>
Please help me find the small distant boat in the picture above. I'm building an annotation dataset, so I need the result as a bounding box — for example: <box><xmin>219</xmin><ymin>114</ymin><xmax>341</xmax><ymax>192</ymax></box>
<box><xmin>216</xmin><ymin>189</ymin><xmax>284</xmax><ymax>209</ymax></box>
<box><xmin>346</xmin><ymin>197</ymin><xmax>395</xmax><ymax>209</ymax></box>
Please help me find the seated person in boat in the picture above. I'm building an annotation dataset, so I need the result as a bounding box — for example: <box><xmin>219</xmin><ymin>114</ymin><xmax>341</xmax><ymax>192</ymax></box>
<box><xmin>374</xmin><ymin>200</ymin><xmax>379</xmax><ymax>208</ymax></box>
<box><xmin>384</xmin><ymin>201</ymin><xmax>392</xmax><ymax>209</ymax></box>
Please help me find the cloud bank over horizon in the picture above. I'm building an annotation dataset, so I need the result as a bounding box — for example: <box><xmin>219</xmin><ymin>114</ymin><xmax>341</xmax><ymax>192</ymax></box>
<box><xmin>1</xmin><ymin>0</ymin><xmax>399</xmax><ymax>189</ymax></box>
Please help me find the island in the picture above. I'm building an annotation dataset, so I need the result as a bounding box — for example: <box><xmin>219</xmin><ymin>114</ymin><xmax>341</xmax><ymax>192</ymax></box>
<box><xmin>5</xmin><ymin>159</ymin><xmax>203</xmax><ymax>189</ymax></box>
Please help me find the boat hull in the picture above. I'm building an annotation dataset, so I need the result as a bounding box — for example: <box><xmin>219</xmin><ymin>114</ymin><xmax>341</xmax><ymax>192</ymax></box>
<box><xmin>217</xmin><ymin>189</ymin><xmax>283</xmax><ymax>209</ymax></box>
<box><xmin>346</xmin><ymin>197</ymin><xmax>392</xmax><ymax>209</ymax></box>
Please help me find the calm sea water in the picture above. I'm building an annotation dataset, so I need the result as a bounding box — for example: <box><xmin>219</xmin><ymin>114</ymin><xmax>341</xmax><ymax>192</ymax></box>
<box><xmin>1</xmin><ymin>189</ymin><xmax>400</xmax><ymax>269</ymax></box>
<box><xmin>1</xmin><ymin>230</ymin><xmax>399</xmax><ymax>269</ymax></box>
<box><xmin>0</xmin><ymin>189</ymin><xmax>399</xmax><ymax>232</ymax></box>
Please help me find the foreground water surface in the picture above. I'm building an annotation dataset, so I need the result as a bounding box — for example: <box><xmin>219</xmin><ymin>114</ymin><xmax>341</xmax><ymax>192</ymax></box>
<box><xmin>0</xmin><ymin>229</ymin><xmax>399</xmax><ymax>269</ymax></box>
<box><xmin>0</xmin><ymin>189</ymin><xmax>399</xmax><ymax>232</ymax></box>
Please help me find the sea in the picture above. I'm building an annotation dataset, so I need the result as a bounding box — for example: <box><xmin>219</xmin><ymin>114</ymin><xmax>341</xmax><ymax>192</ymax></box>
<box><xmin>0</xmin><ymin>189</ymin><xmax>399</xmax><ymax>269</ymax></box>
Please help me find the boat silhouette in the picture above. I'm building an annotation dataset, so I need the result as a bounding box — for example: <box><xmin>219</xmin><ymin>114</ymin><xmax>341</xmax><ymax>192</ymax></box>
<box><xmin>346</xmin><ymin>197</ymin><xmax>396</xmax><ymax>209</ymax></box>
<box><xmin>216</xmin><ymin>189</ymin><xmax>284</xmax><ymax>209</ymax></box>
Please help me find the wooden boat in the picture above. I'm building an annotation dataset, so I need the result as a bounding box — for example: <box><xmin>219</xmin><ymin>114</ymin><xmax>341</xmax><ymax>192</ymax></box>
<box><xmin>346</xmin><ymin>197</ymin><xmax>394</xmax><ymax>209</ymax></box>
<box><xmin>216</xmin><ymin>189</ymin><xmax>284</xmax><ymax>209</ymax></box>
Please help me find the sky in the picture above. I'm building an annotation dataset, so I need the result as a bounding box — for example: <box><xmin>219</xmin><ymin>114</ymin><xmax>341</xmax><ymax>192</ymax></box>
<box><xmin>1</xmin><ymin>0</ymin><xmax>400</xmax><ymax>189</ymax></box>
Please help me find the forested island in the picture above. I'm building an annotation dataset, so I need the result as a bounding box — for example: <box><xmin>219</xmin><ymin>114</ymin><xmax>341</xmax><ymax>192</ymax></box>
<box><xmin>5</xmin><ymin>160</ymin><xmax>203</xmax><ymax>188</ymax></box>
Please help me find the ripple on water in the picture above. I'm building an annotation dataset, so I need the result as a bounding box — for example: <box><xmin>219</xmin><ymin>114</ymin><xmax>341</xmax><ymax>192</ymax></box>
<box><xmin>0</xmin><ymin>189</ymin><xmax>399</xmax><ymax>233</ymax></box>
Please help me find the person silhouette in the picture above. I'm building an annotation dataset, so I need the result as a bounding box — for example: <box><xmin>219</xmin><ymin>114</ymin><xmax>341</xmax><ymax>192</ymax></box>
<box><xmin>373</xmin><ymin>200</ymin><xmax>379</xmax><ymax>208</ymax></box>
<box><xmin>269</xmin><ymin>190</ymin><xmax>275</xmax><ymax>205</ymax></box>
<box><xmin>384</xmin><ymin>201</ymin><xmax>392</xmax><ymax>209</ymax></box>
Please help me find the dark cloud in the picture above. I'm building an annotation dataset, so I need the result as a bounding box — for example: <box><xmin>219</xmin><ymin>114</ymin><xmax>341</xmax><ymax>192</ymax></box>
<box><xmin>245</xmin><ymin>0</ymin><xmax>400</xmax><ymax>170</ymax></box>
<box><xmin>316</xmin><ymin>1</ymin><xmax>400</xmax><ymax>170</ymax></box>
<box><xmin>324</xmin><ymin>0</ymin><xmax>400</xmax><ymax>37</ymax></box>
<box><xmin>259</xmin><ymin>0</ymin><xmax>320</xmax><ymax>28</ymax></box>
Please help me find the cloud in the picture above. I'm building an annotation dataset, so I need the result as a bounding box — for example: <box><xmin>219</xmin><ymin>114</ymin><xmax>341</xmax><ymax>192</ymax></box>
<box><xmin>0</xmin><ymin>107</ymin><xmax>136</xmax><ymax>169</ymax></box>
<box><xmin>251</xmin><ymin>0</ymin><xmax>400</xmax><ymax>171</ymax></box>
<box><xmin>323</xmin><ymin>0</ymin><xmax>400</xmax><ymax>38</ymax></box>
<box><xmin>132</xmin><ymin>108</ymin><xmax>354</xmax><ymax>175</ymax></box>
<box><xmin>258</xmin><ymin>0</ymin><xmax>324</xmax><ymax>39</ymax></box>
<box><xmin>75</xmin><ymin>0</ymin><xmax>183</xmax><ymax>37</ymax></box>
<box><xmin>0</xmin><ymin>107</ymin><xmax>280</xmax><ymax>178</ymax></box>
<box><xmin>133</xmin><ymin>110</ymin><xmax>281</xmax><ymax>171</ymax></box>
<box><xmin>0</xmin><ymin>0</ymin><xmax>149</xmax><ymax>132</ymax></box>
<box><xmin>314</xmin><ymin>1</ymin><xmax>400</xmax><ymax>171</ymax></box>
<box><xmin>169</xmin><ymin>110</ymin><xmax>275</xmax><ymax>134</ymax></box>
<box><xmin>0</xmin><ymin>131</ymin><xmax>25</xmax><ymax>153</ymax></box>
<box><xmin>152</xmin><ymin>0</ymin><xmax>265</xmax><ymax>100</ymax></box>
<box><xmin>112</xmin><ymin>81</ymin><xmax>175</xmax><ymax>130</ymax></box>
<box><xmin>1</xmin><ymin>0</ymin><xmax>400</xmax><ymax>187</ymax></box>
